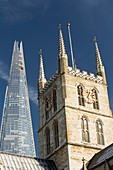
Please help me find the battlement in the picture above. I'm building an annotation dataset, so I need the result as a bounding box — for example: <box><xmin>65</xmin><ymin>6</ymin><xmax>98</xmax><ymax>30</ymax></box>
<box><xmin>68</xmin><ymin>66</ymin><xmax>103</xmax><ymax>84</ymax></box>
<box><xmin>39</xmin><ymin>72</ymin><xmax>59</xmax><ymax>95</ymax></box>
<box><xmin>39</xmin><ymin>67</ymin><xmax>103</xmax><ymax>96</ymax></box>
<box><xmin>39</xmin><ymin>66</ymin><xmax>103</xmax><ymax>95</ymax></box>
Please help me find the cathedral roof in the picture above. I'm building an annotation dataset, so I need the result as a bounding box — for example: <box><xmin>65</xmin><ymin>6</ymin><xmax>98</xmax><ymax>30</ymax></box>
<box><xmin>0</xmin><ymin>152</ymin><xmax>57</xmax><ymax>170</ymax></box>
<box><xmin>87</xmin><ymin>143</ymin><xmax>113</xmax><ymax>169</ymax></box>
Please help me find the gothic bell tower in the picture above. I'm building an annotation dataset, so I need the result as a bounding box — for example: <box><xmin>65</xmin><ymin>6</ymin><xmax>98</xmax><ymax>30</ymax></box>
<box><xmin>38</xmin><ymin>25</ymin><xmax>113</xmax><ymax>170</ymax></box>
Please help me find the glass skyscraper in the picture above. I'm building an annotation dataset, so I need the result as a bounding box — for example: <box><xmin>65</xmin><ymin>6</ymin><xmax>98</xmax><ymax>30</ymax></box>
<box><xmin>0</xmin><ymin>41</ymin><xmax>36</xmax><ymax>157</ymax></box>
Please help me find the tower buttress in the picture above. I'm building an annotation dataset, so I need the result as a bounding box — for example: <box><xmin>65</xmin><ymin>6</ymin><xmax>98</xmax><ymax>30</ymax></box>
<box><xmin>58</xmin><ymin>24</ymin><xmax>68</xmax><ymax>74</ymax></box>
<box><xmin>94</xmin><ymin>37</ymin><xmax>107</xmax><ymax>84</ymax></box>
<box><xmin>38</xmin><ymin>49</ymin><xmax>46</xmax><ymax>92</ymax></box>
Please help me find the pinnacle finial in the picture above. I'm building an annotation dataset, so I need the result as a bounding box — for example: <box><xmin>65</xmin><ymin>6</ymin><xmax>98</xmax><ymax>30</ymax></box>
<box><xmin>39</xmin><ymin>48</ymin><xmax>42</xmax><ymax>55</ymax></box>
<box><xmin>82</xmin><ymin>157</ymin><xmax>85</xmax><ymax>163</ymax></box>
<box><xmin>58</xmin><ymin>25</ymin><xmax>68</xmax><ymax>74</ymax></box>
<box><xmin>58</xmin><ymin>24</ymin><xmax>61</xmax><ymax>30</ymax></box>
<box><xmin>39</xmin><ymin>49</ymin><xmax>46</xmax><ymax>82</ymax></box>
<box><xmin>93</xmin><ymin>36</ymin><xmax>96</xmax><ymax>43</ymax></box>
<box><xmin>67</xmin><ymin>22</ymin><xmax>70</xmax><ymax>27</ymax></box>
<box><xmin>94</xmin><ymin>37</ymin><xmax>107</xmax><ymax>84</ymax></box>
<box><xmin>94</xmin><ymin>36</ymin><xmax>103</xmax><ymax>76</ymax></box>
<box><xmin>58</xmin><ymin>25</ymin><xmax>66</xmax><ymax>57</ymax></box>
<box><xmin>82</xmin><ymin>158</ymin><xmax>87</xmax><ymax>170</ymax></box>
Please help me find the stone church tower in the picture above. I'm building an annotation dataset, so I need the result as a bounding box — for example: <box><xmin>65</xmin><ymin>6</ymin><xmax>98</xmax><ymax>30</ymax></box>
<box><xmin>38</xmin><ymin>25</ymin><xmax>113</xmax><ymax>170</ymax></box>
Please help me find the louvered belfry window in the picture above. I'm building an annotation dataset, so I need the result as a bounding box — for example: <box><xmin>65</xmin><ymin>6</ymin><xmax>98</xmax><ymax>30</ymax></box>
<box><xmin>53</xmin><ymin>89</ymin><xmax>57</xmax><ymax>112</ymax></box>
<box><xmin>45</xmin><ymin>98</ymin><xmax>49</xmax><ymax>119</ymax></box>
<box><xmin>46</xmin><ymin>128</ymin><xmax>50</xmax><ymax>155</ymax></box>
<box><xmin>54</xmin><ymin>121</ymin><xmax>59</xmax><ymax>149</ymax></box>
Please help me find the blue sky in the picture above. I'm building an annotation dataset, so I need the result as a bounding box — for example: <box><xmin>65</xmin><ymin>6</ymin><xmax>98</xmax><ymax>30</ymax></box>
<box><xmin>0</xmin><ymin>0</ymin><xmax>113</xmax><ymax>156</ymax></box>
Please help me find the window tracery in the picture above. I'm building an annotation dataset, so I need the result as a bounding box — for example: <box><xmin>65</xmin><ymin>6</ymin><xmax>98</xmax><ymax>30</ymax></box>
<box><xmin>92</xmin><ymin>89</ymin><xmax>99</xmax><ymax>109</ymax></box>
<box><xmin>81</xmin><ymin>116</ymin><xmax>90</xmax><ymax>142</ymax></box>
<box><xmin>77</xmin><ymin>85</ymin><xmax>85</xmax><ymax>106</ymax></box>
<box><xmin>96</xmin><ymin>120</ymin><xmax>104</xmax><ymax>145</ymax></box>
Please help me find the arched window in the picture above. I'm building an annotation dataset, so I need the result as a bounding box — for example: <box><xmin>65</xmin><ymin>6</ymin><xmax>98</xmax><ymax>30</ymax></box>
<box><xmin>53</xmin><ymin>121</ymin><xmax>59</xmax><ymax>149</ymax></box>
<box><xmin>45</xmin><ymin>128</ymin><xmax>50</xmax><ymax>155</ymax></box>
<box><xmin>96</xmin><ymin>120</ymin><xmax>104</xmax><ymax>145</ymax></box>
<box><xmin>45</xmin><ymin>98</ymin><xmax>49</xmax><ymax>119</ymax></box>
<box><xmin>77</xmin><ymin>85</ymin><xmax>85</xmax><ymax>106</ymax></box>
<box><xmin>81</xmin><ymin>116</ymin><xmax>90</xmax><ymax>142</ymax></box>
<box><xmin>53</xmin><ymin>89</ymin><xmax>57</xmax><ymax>112</ymax></box>
<box><xmin>92</xmin><ymin>89</ymin><xmax>99</xmax><ymax>110</ymax></box>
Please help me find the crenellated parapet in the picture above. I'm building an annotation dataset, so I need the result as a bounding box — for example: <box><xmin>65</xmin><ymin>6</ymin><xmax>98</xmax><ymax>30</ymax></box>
<box><xmin>38</xmin><ymin>72</ymin><xmax>59</xmax><ymax>95</ymax></box>
<box><xmin>68</xmin><ymin>67</ymin><xmax>103</xmax><ymax>84</ymax></box>
<box><xmin>38</xmin><ymin>66</ymin><xmax>103</xmax><ymax>96</ymax></box>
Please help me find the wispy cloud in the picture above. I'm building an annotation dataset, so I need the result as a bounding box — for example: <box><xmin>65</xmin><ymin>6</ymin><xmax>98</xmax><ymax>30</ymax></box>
<box><xmin>29</xmin><ymin>86</ymin><xmax>38</xmax><ymax>106</ymax></box>
<box><xmin>0</xmin><ymin>60</ymin><xmax>38</xmax><ymax>105</ymax></box>
<box><xmin>0</xmin><ymin>0</ymin><xmax>50</xmax><ymax>23</ymax></box>
<box><xmin>0</xmin><ymin>60</ymin><xmax>9</xmax><ymax>81</ymax></box>
<box><xmin>84</xmin><ymin>0</ymin><xmax>103</xmax><ymax>6</ymax></box>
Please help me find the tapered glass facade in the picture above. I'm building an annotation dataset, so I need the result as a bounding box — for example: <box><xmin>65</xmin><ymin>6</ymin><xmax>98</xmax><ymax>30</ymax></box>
<box><xmin>0</xmin><ymin>41</ymin><xmax>36</xmax><ymax>157</ymax></box>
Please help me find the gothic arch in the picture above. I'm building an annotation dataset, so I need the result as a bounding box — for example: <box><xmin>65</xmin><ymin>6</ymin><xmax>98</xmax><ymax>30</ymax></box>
<box><xmin>81</xmin><ymin>115</ymin><xmax>90</xmax><ymax>122</ymax></box>
<box><xmin>77</xmin><ymin>84</ymin><xmax>85</xmax><ymax>106</ymax></box>
<box><xmin>81</xmin><ymin>115</ymin><xmax>90</xmax><ymax>142</ymax></box>
<box><xmin>90</xmin><ymin>87</ymin><xmax>99</xmax><ymax>93</ymax></box>
<box><xmin>95</xmin><ymin>118</ymin><xmax>104</xmax><ymax>125</ymax></box>
<box><xmin>91</xmin><ymin>88</ymin><xmax>99</xmax><ymax>109</ymax></box>
<box><xmin>95</xmin><ymin>119</ymin><xmax>104</xmax><ymax>145</ymax></box>
<box><xmin>75</xmin><ymin>82</ymin><xmax>85</xmax><ymax>89</ymax></box>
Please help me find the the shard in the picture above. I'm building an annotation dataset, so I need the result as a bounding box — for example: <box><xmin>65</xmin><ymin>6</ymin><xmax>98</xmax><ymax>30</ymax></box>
<box><xmin>0</xmin><ymin>41</ymin><xmax>36</xmax><ymax>157</ymax></box>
